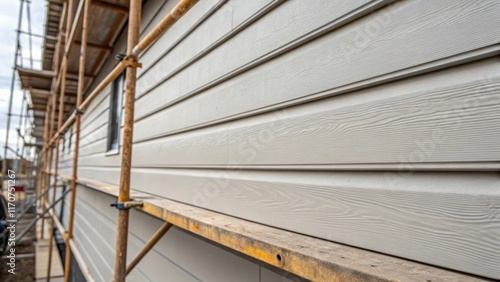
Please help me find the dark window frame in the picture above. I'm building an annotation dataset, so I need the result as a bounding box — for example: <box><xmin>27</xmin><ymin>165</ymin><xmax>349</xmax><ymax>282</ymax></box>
<box><xmin>68</xmin><ymin>131</ymin><xmax>72</xmax><ymax>154</ymax></box>
<box><xmin>107</xmin><ymin>72</ymin><xmax>124</xmax><ymax>153</ymax></box>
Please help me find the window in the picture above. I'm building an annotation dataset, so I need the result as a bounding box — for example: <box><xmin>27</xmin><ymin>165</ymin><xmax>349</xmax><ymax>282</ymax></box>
<box><xmin>62</xmin><ymin>136</ymin><xmax>65</xmax><ymax>154</ymax></box>
<box><xmin>107</xmin><ymin>73</ymin><xmax>124</xmax><ymax>152</ymax></box>
<box><xmin>68</xmin><ymin>131</ymin><xmax>72</xmax><ymax>154</ymax></box>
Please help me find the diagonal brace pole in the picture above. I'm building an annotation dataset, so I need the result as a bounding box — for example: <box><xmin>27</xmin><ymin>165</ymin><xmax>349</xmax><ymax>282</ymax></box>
<box><xmin>126</xmin><ymin>221</ymin><xmax>173</xmax><ymax>275</ymax></box>
<box><xmin>15</xmin><ymin>188</ymin><xmax>71</xmax><ymax>244</ymax></box>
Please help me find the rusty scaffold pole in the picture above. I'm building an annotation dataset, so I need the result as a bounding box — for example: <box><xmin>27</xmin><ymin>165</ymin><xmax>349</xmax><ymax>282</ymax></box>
<box><xmin>40</xmin><ymin>0</ymin><xmax>67</xmax><ymax>240</ymax></box>
<box><xmin>63</xmin><ymin>0</ymin><xmax>91</xmax><ymax>280</ymax></box>
<box><xmin>47</xmin><ymin>0</ymin><xmax>74</xmax><ymax>279</ymax></box>
<box><xmin>113</xmin><ymin>0</ymin><xmax>142</xmax><ymax>281</ymax></box>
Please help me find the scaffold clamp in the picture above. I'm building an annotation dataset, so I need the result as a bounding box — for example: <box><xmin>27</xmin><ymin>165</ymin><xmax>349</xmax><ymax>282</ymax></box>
<box><xmin>110</xmin><ymin>201</ymin><xmax>143</xmax><ymax>210</ymax></box>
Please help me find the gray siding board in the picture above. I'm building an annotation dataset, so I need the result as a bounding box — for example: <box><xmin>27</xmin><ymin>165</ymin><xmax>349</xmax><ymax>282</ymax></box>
<box><xmin>79</xmin><ymin>93</ymin><xmax>110</xmax><ymax>129</ymax></box>
<box><xmin>128</xmin><ymin>210</ymin><xmax>261</xmax><ymax>282</ymax></box>
<box><xmin>73</xmin><ymin>223</ymin><xmax>112</xmax><ymax>281</ymax></box>
<box><xmin>70</xmin><ymin>185</ymin><xmax>272</xmax><ymax>282</ymax></box>
<box><xmin>57</xmin><ymin>0</ymin><xmax>500</xmax><ymax>279</ymax></box>
<box><xmin>76</xmin><ymin>157</ymin><xmax>500</xmax><ymax>282</ymax></box>
<box><xmin>137</xmin><ymin>0</ymin><xmax>229</xmax><ymax>79</ymax></box>
<box><xmin>80</xmin><ymin>108</ymin><xmax>109</xmax><ymax>135</ymax></box>
<box><xmin>79</xmin><ymin>123</ymin><xmax>109</xmax><ymax>151</ymax></box>
<box><xmin>80</xmin><ymin>87</ymin><xmax>111</xmax><ymax>123</ymax></box>
<box><xmin>78</xmin><ymin>153</ymin><xmax>121</xmax><ymax>167</ymax></box>
<box><xmin>260</xmin><ymin>267</ymin><xmax>300</xmax><ymax>282</ymax></box>
<box><xmin>134</xmin><ymin>0</ymin><xmax>377</xmax><ymax>119</ymax></box>
<box><xmin>79</xmin><ymin>138</ymin><xmax>108</xmax><ymax>156</ymax></box>
<box><xmin>133</xmin><ymin>0</ymin><xmax>500</xmax><ymax>143</ymax></box>
<box><xmin>77</xmin><ymin>167</ymin><xmax>119</xmax><ymax>184</ymax></box>
<box><xmin>131</xmin><ymin>58</ymin><xmax>500</xmax><ymax>166</ymax></box>
<box><xmin>126</xmin><ymin>168</ymin><xmax>500</xmax><ymax>278</ymax></box>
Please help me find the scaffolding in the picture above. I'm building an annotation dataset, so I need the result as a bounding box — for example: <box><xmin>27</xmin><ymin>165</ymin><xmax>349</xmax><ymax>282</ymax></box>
<box><xmin>2</xmin><ymin>0</ymin><xmax>37</xmax><ymax>178</ymax></box>
<box><xmin>7</xmin><ymin>0</ymin><xmax>487</xmax><ymax>281</ymax></box>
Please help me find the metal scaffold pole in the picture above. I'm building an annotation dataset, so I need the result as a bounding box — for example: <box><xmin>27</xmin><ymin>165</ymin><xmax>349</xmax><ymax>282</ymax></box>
<box><xmin>63</xmin><ymin>0</ymin><xmax>91</xmax><ymax>280</ymax></box>
<box><xmin>47</xmin><ymin>0</ymin><xmax>74</xmax><ymax>279</ymax></box>
<box><xmin>3</xmin><ymin>0</ymin><xmax>24</xmax><ymax>176</ymax></box>
<box><xmin>113</xmin><ymin>1</ymin><xmax>142</xmax><ymax>281</ymax></box>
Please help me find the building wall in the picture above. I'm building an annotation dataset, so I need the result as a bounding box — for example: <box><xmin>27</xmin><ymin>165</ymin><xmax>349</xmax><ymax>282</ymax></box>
<box><xmin>58</xmin><ymin>0</ymin><xmax>500</xmax><ymax>279</ymax></box>
<box><xmin>50</xmin><ymin>184</ymin><xmax>300</xmax><ymax>281</ymax></box>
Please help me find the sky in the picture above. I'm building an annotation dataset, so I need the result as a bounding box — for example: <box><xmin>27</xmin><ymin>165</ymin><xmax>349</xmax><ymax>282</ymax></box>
<box><xmin>0</xmin><ymin>0</ymin><xmax>47</xmax><ymax>159</ymax></box>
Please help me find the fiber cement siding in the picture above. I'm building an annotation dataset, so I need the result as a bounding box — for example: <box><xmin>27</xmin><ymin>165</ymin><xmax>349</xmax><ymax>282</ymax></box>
<box><xmin>57</xmin><ymin>0</ymin><xmax>500</xmax><ymax>279</ymax></box>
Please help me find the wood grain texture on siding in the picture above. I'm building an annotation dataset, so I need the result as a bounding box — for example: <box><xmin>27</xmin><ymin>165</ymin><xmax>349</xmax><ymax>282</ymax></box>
<box><xmin>123</xmin><ymin>168</ymin><xmax>500</xmax><ymax>279</ymax></box>
<box><xmin>137</xmin><ymin>0</ymin><xmax>223</xmax><ymax>77</ymax></box>
<box><xmin>76</xmin><ymin>165</ymin><xmax>500</xmax><ymax>278</ymax></box>
<box><xmin>71</xmin><ymin>184</ymin><xmax>264</xmax><ymax>282</ymax></box>
<box><xmin>67</xmin><ymin>0</ymin><xmax>500</xmax><ymax>279</ymax></box>
<box><xmin>131</xmin><ymin>58</ymin><xmax>500</xmax><ymax>166</ymax></box>
<box><xmin>133</xmin><ymin>0</ymin><xmax>500</xmax><ymax>143</ymax></box>
<box><xmin>74</xmin><ymin>187</ymin><xmax>195</xmax><ymax>282</ymax></box>
<box><xmin>128</xmin><ymin>210</ymin><xmax>260</xmax><ymax>282</ymax></box>
<box><xmin>134</xmin><ymin>0</ymin><xmax>378</xmax><ymax>119</ymax></box>
<box><xmin>136</xmin><ymin>0</ymin><xmax>275</xmax><ymax>99</ymax></box>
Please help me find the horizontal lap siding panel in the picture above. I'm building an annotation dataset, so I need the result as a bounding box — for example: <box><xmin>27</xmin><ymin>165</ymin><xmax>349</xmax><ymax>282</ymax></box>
<box><xmin>78</xmin><ymin>123</ymin><xmax>109</xmax><ymax>154</ymax></box>
<box><xmin>57</xmin><ymin>92</ymin><xmax>110</xmax><ymax>171</ymax></box>
<box><xmin>80</xmin><ymin>89</ymin><xmax>110</xmax><ymax>125</ymax></box>
<box><xmin>59</xmin><ymin>167</ymin><xmax>72</xmax><ymax>175</ymax></box>
<box><xmin>73</xmin><ymin>186</ymin><xmax>118</xmax><ymax>280</ymax></box>
<box><xmin>69</xmin><ymin>0</ymin><xmax>500</xmax><ymax>279</ymax></box>
<box><xmin>59</xmin><ymin>154</ymin><xmax>72</xmax><ymax>162</ymax></box>
<box><xmin>132</xmin><ymin>58</ymin><xmax>500</xmax><ymax>166</ymax></box>
<box><xmin>73</xmin><ymin>208</ymin><xmax>114</xmax><ymax>281</ymax></box>
<box><xmin>128</xmin><ymin>210</ymin><xmax>259</xmax><ymax>282</ymax></box>
<box><xmin>78</xmin><ymin>167</ymin><xmax>120</xmax><ymax>185</ymax></box>
<box><xmin>73</xmin><ymin>192</ymin><xmax>166</xmax><ymax>281</ymax></box>
<box><xmin>61</xmin><ymin>191</ymin><xmax>70</xmax><ymax>228</ymax></box>
<box><xmin>78</xmin><ymin>152</ymin><xmax>121</xmax><ymax>167</ymax></box>
<box><xmin>73</xmin><ymin>185</ymin><xmax>261</xmax><ymax>281</ymax></box>
<box><xmin>74</xmin><ymin>187</ymin><xmax>195</xmax><ymax>281</ymax></box>
<box><xmin>79</xmin><ymin>138</ymin><xmax>108</xmax><ymax>156</ymax></box>
<box><xmin>260</xmin><ymin>267</ymin><xmax>302</xmax><ymax>282</ymax></box>
<box><xmin>138</xmin><ymin>0</ymin><xmax>171</xmax><ymax>38</ymax></box>
<box><xmin>132</xmin><ymin>210</ymin><xmax>261</xmax><ymax>282</ymax></box>
<box><xmin>137</xmin><ymin>0</ymin><xmax>236</xmax><ymax>79</ymax></box>
<box><xmin>134</xmin><ymin>0</ymin><xmax>375</xmax><ymax>119</ymax></box>
<box><xmin>79</xmin><ymin>109</ymin><xmax>109</xmax><ymax>140</ymax></box>
<box><xmin>129</xmin><ymin>168</ymin><xmax>500</xmax><ymax>278</ymax></box>
<box><xmin>134</xmin><ymin>0</ymin><xmax>500</xmax><ymax>143</ymax></box>
<box><xmin>136</xmin><ymin>0</ymin><xmax>267</xmax><ymax>97</ymax></box>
